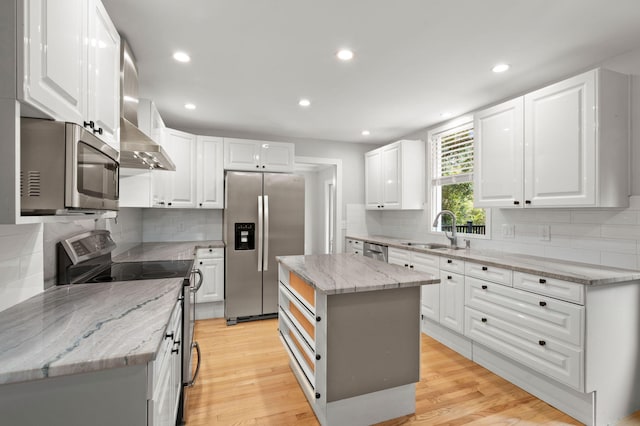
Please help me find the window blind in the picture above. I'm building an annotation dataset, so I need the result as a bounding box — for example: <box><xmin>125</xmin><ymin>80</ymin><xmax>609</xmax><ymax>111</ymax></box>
<box><xmin>431</xmin><ymin>122</ymin><xmax>474</xmax><ymax>186</ymax></box>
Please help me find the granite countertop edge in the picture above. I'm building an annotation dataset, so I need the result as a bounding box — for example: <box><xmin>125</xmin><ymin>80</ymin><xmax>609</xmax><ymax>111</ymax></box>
<box><xmin>278</xmin><ymin>253</ymin><xmax>439</xmax><ymax>295</ymax></box>
<box><xmin>0</xmin><ymin>240</ymin><xmax>224</xmax><ymax>387</ymax></box>
<box><xmin>346</xmin><ymin>235</ymin><xmax>640</xmax><ymax>286</ymax></box>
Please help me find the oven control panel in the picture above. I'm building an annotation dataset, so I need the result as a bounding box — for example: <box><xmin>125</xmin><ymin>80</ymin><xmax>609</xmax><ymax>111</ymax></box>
<box><xmin>60</xmin><ymin>230</ymin><xmax>116</xmax><ymax>264</ymax></box>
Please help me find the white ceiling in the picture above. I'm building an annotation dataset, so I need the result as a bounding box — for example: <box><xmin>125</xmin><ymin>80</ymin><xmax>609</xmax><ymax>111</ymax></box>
<box><xmin>102</xmin><ymin>0</ymin><xmax>640</xmax><ymax>144</ymax></box>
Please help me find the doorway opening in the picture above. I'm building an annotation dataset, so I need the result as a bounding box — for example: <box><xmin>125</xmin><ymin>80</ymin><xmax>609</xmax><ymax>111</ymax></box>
<box><xmin>294</xmin><ymin>156</ymin><xmax>342</xmax><ymax>255</ymax></box>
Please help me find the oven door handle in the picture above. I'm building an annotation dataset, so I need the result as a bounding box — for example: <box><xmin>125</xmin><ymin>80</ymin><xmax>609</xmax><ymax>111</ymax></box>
<box><xmin>191</xmin><ymin>269</ymin><xmax>203</xmax><ymax>293</ymax></box>
<box><xmin>187</xmin><ymin>341</ymin><xmax>201</xmax><ymax>387</ymax></box>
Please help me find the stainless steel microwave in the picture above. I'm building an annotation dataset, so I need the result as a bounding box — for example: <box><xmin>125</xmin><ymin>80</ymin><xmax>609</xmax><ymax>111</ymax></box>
<box><xmin>20</xmin><ymin>118</ymin><xmax>119</xmax><ymax>215</ymax></box>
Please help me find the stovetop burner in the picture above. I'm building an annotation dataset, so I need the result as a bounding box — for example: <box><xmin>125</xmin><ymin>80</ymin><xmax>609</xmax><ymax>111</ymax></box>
<box><xmin>82</xmin><ymin>260</ymin><xmax>193</xmax><ymax>284</ymax></box>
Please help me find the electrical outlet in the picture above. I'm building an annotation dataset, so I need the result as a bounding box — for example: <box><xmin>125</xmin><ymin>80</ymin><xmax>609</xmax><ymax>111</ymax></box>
<box><xmin>538</xmin><ymin>225</ymin><xmax>550</xmax><ymax>241</ymax></box>
<box><xmin>501</xmin><ymin>224</ymin><xmax>515</xmax><ymax>239</ymax></box>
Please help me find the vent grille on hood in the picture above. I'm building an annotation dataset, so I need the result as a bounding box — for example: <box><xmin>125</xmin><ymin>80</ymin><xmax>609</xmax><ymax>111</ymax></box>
<box><xmin>119</xmin><ymin>40</ymin><xmax>175</xmax><ymax>171</ymax></box>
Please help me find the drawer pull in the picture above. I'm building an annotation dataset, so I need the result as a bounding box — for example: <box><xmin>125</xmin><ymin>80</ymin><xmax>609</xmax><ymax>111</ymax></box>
<box><xmin>539</xmin><ymin>278</ymin><xmax>547</xmax><ymax>284</ymax></box>
<box><xmin>481</xmin><ymin>285</ymin><xmax>488</xmax><ymax>290</ymax></box>
<box><xmin>315</xmin><ymin>354</ymin><xmax>321</xmax><ymax>360</ymax></box>
<box><xmin>165</xmin><ymin>332</ymin><xmax>174</xmax><ymax>340</ymax></box>
<box><xmin>316</xmin><ymin>316</ymin><xmax>321</xmax><ymax>322</ymax></box>
<box><xmin>538</xmin><ymin>340</ymin><xmax>546</xmax><ymax>346</ymax></box>
<box><xmin>539</xmin><ymin>301</ymin><xmax>547</xmax><ymax>307</ymax></box>
<box><xmin>404</xmin><ymin>264</ymin><xmax>409</xmax><ymax>267</ymax></box>
<box><xmin>409</xmin><ymin>265</ymin><xmax>414</xmax><ymax>269</ymax></box>
<box><xmin>447</xmin><ymin>275</ymin><xmax>453</xmax><ymax>280</ymax></box>
<box><xmin>481</xmin><ymin>317</ymin><xmax>487</xmax><ymax>323</ymax></box>
<box><xmin>481</xmin><ymin>266</ymin><xmax>488</xmax><ymax>271</ymax></box>
<box><xmin>447</xmin><ymin>259</ymin><xmax>453</xmax><ymax>264</ymax></box>
<box><xmin>315</xmin><ymin>392</ymin><xmax>321</xmax><ymax>399</ymax></box>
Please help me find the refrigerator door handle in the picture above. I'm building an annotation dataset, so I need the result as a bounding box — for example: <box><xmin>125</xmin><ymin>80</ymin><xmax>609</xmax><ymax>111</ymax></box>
<box><xmin>257</xmin><ymin>195</ymin><xmax>263</xmax><ymax>272</ymax></box>
<box><xmin>263</xmin><ymin>195</ymin><xmax>269</xmax><ymax>271</ymax></box>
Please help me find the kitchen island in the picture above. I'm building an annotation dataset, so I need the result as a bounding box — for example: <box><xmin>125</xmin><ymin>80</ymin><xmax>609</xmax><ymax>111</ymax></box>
<box><xmin>277</xmin><ymin>253</ymin><xmax>439</xmax><ymax>426</ymax></box>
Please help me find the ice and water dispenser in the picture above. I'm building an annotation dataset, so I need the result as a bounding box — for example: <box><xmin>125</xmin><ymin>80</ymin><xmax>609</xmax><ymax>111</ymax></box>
<box><xmin>234</xmin><ymin>223</ymin><xmax>255</xmax><ymax>250</ymax></box>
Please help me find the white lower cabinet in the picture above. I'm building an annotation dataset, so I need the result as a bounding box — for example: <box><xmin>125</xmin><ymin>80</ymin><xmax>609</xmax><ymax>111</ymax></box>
<box><xmin>195</xmin><ymin>248</ymin><xmax>224</xmax><ymax>304</ymax></box>
<box><xmin>345</xmin><ymin>238</ymin><xmax>363</xmax><ymax>255</ymax></box>
<box><xmin>148</xmin><ymin>299</ymin><xmax>183</xmax><ymax>426</ymax></box>
<box><xmin>388</xmin><ymin>247</ymin><xmax>440</xmax><ymax>322</ymax></box>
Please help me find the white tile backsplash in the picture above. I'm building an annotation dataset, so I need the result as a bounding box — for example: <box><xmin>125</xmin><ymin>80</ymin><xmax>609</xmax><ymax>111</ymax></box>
<box><xmin>363</xmin><ymin>196</ymin><xmax>640</xmax><ymax>270</ymax></box>
<box><xmin>0</xmin><ymin>224</ymin><xmax>43</xmax><ymax>313</ymax></box>
<box><xmin>142</xmin><ymin>208</ymin><xmax>222</xmax><ymax>242</ymax></box>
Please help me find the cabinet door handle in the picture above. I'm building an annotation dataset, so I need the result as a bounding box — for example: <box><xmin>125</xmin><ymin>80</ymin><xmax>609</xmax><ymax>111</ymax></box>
<box><xmin>256</xmin><ymin>165</ymin><xmax>260</xmax><ymax>168</ymax></box>
<box><xmin>513</xmin><ymin>200</ymin><xmax>520</xmax><ymax>205</ymax></box>
<box><xmin>481</xmin><ymin>285</ymin><xmax>488</xmax><ymax>290</ymax></box>
<box><xmin>199</xmin><ymin>261</ymin><xmax>203</xmax><ymax>265</ymax></box>
<box><xmin>83</xmin><ymin>120</ymin><xmax>95</xmax><ymax>129</ymax></box>
<box><xmin>538</xmin><ymin>340</ymin><xmax>546</xmax><ymax>346</ymax></box>
<box><xmin>404</xmin><ymin>264</ymin><xmax>409</xmax><ymax>267</ymax></box>
<box><xmin>171</xmin><ymin>346</ymin><xmax>180</xmax><ymax>354</ymax></box>
<box><xmin>409</xmin><ymin>265</ymin><xmax>414</xmax><ymax>269</ymax></box>
<box><xmin>165</xmin><ymin>332</ymin><xmax>174</xmax><ymax>340</ymax></box>
<box><xmin>447</xmin><ymin>259</ymin><xmax>452</xmax><ymax>264</ymax></box>
<box><xmin>539</xmin><ymin>301</ymin><xmax>547</xmax><ymax>307</ymax></box>
<box><xmin>525</xmin><ymin>200</ymin><xmax>532</xmax><ymax>205</ymax></box>
<box><xmin>315</xmin><ymin>392</ymin><xmax>321</xmax><ymax>399</ymax></box>
<box><xmin>262</xmin><ymin>165</ymin><xmax>266</xmax><ymax>168</ymax></box>
<box><xmin>447</xmin><ymin>275</ymin><xmax>452</xmax><ymax>280</ymax></box>
<box><xmin>199</xmin><ymin>203</ymin><xmax>203</xmax><ymax>207</ymax></box>
<box><xmin>481</xmin><ymin>266</ymin><xmax>488</xmax><ymax>271</ymax></box>
<box><xmin>93</xmin><ymin>127</ymin><xmax>103</xmax><ymax>135</ymax></box>
<box><xmin>481</xmin><ymin>317</ymin><xmax>487</xmax><ymax>323</ymax></box>
<box><xmin>168</xmin><ymin>202</ymin><xmax>172</xmax><ymax>206</ymax></box>
<box><xmin>539</xmin><ymin>278</ymin><xmax>547</xmax><ymax>284</ymax></box>
<box><xmin>315</xmin><ymin>354</ymin><xmax>321</xmax><ymax>360</ymax></box>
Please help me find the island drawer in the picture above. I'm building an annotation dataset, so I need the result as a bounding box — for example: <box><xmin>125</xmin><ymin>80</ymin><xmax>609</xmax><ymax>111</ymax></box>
<box><xmin>465</xmin><ymin>306</ymin><xmax>583</xmax><ymax>391</ymax></box>
<box><xmin>440</xmin><ymin>256</ymin><xmax>465</xmax><ymax>274</ymax></box>
<box><xmin>513</xmin><ymin>272</ymin><xmax>585</xmax><ymax>305</ymax></box>
<box><xmin>279</xmin><ymin>285</ymin><xmax>316</xmax><ymax>347</ymax></box>
<box><xmin>465</xmin><ymin>276</ymin><xmax>584</xmax><ymax>347</ymax></box>
<box><xmin>465</xmin><ymin>262</ymin><xmax>512</xmax><ymax>286</ymax></box>
<box><xmin>286</xmin><ymin>272</ymin><xmax>316</xmax><ymax>312</ymax></box>
<box><xmin>279</xmin><ymin>307</ymin><xmax>316</xmax><ymax>388</ymax></box>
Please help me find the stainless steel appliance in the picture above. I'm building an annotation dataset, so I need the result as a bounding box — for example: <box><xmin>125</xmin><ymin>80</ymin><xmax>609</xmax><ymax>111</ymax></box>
<box><xmin>20</xmin><ymin>118</ymin><xmax>119</xmax><ymax>214</ymax></box>
<box><xmin>364</xmin><ymin>242</ymin><xmax>388</xmax><ymax>262</ymax></box>
<box><xmin>118</xmin><ymin>39</ymin><xmax>175</xmax><ymax>171</ymax></box>
<box><xmin>56</xmin><ymin>230</ymin><xmax>202</xmax><ymax>424</ymax></box>
<box><xmin>224</xmin><ymin>171</ymin><xmax>304</xmax><ymax>325</ymax></box>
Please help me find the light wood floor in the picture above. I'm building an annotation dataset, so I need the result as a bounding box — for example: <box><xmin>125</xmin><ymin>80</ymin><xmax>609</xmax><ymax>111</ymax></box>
<box><xmin>184</xmin><ymin>318</ymin><xmax>596</xmax><ymax>425</ymax></box>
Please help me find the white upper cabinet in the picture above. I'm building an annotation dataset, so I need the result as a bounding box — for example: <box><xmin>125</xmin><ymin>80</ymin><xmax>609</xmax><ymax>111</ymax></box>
<box><xmin>223</xmin><ymin>138</ymin><xmax>295</xmax><ymax>172</ymax></box>
<box><xmin>474</xmin><ymin>98</ymin><xmax>524</xmax><ymax>207</ymax></box>
<box><xmin>196</xmin><ymin>136</ymin><xmax>224</xmax><ymax>209</ymax></box>
<box><xmin>162</xmin><ymin>128</ymin><xmax>197</xmax><ymax>208</ymax></box>
<box><xmin>149</xmin><ymin>130</ymin><xmax>224</xmax><ymax>209</ymax></box>
<box><xmin>86</xmin><ymin>0</ymin><xmax>120</xmax><ymax>149</ymax></box>
<box><xmin>19</xmin><ymin>0</ymin><xmax>86</xmax><ymax>124</ymax></box>
<box><xmin>365</xmin><ymin>139</ymin><xmax>424</xmax><ymax>210</ymax></box>
<box><xmin>474</xmin><ymin>68</ymin><xmax>629</xmax><ymax>208</ymax></box>
<box><xmin>18</xmin><ymin>0</ymin><xmax>120</xmax><ymax>150</ymax></box>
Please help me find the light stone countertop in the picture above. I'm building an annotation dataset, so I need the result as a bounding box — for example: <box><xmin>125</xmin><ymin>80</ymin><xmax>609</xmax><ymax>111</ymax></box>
<box><xmin>277</xmin><ymin>253</ymin><xmax>439</xmax><ymax>295</ymax></box>
<box><xmin>113</xmin><ymin>240</ymin><xmax>224</xmax><ymax>262</ymax></box>
<box><xmin>0</xmin><ymin>240</ymin><xmax>224</xmax><ymax>386</ymax></box>
<box><xmin>0</xmin><ymin>278</ymin><xmax>183</xmax><ymax>385</ymax></box>
<box><xmin>346</xmin><ymin>235</ymin><xmax>640</xmax><ymax>286</ymax></box>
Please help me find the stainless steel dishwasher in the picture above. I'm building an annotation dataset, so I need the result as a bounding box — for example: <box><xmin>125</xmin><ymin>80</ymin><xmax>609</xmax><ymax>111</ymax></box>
<box><xmin>363</xmin><ymin>242</ymin><xmax>388</xmax><ymax>262</ymax></box>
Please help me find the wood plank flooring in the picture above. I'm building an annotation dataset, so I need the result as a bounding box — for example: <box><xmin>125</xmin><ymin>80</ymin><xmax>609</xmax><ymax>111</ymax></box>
<box><xmin>185</xmin><ymin>318</ymin><xmax>584</xmax><ymax>425</ymax></box>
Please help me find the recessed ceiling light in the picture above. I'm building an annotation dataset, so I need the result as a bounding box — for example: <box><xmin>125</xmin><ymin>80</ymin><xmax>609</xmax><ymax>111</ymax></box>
<box><xmin>440</xmin><ymin>112</ymin><xmax>453</xmax><ymax>118</ymax></box>
<box><xmin>492</xmin><ymin>63</ymin><xmax>510</xmax><ymax>73</ymax></box>
<box><xmin>361</xmin><ymin>130</ymin><xmax>370</xmax><ymax>136</ymax></box>
<box><xmin>298</xmin><ymin>98</ymin><xmax>311</xmax><ymax>107</ymax></box>
<box><xmin>173</xmin><ymin>51</ymin><xmax>191</xmax><ymax>63</ymax></box>
<box><xmin>337</xmin><ymin>49</ymin><xmax>354</xmax><ymax>61</ymax></box>
<box><xmin>184</xmin><ymin>103</ymin><xmax>196</xmax><ymax>110</ymax></box>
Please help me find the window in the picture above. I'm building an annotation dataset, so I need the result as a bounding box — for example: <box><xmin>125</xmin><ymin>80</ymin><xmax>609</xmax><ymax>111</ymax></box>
<box><xmin>430</xmin><ymin>119</ymin><xmax>487</xmax><ymax>236</ymax></box>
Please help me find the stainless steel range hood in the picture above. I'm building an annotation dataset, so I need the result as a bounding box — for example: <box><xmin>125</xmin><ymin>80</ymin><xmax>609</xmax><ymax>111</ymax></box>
<box><xmin>119</xmin><ymin>40</ymin><xmax>175</xmax><ymax>171</ymax></box>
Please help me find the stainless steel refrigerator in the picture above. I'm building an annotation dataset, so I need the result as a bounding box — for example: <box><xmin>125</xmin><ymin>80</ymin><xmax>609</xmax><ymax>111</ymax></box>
<box><xmin>224</xmin><ymin>171</ymin><xmax>304</xmax><ymax>324</ymax></box>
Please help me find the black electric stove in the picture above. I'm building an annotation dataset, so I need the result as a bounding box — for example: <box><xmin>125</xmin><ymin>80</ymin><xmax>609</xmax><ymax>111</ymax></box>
<box><xmin>84</xmin><ymin>260</ymin><xmax>194</xmax><ymax>283</ymax></box>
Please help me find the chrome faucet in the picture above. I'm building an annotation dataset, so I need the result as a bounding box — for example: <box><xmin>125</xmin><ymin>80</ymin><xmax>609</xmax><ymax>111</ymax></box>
<box><xmin>432</xmin><ymin>210</ymin><xmax>458</xmax><ymax>248</ymax></box>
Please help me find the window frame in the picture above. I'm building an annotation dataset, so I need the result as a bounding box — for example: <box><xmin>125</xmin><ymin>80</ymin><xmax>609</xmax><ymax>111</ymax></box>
<box><xmin>427</xmin><ymin>115</ymin><xmax>491</xmax><ymax>240</ymax></box>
